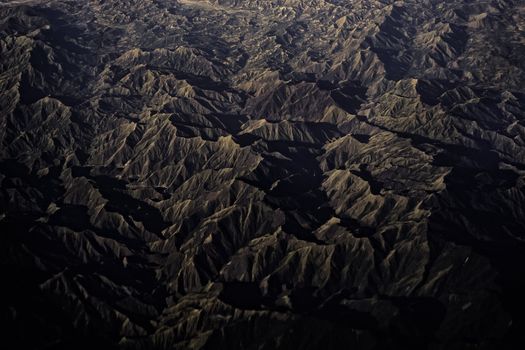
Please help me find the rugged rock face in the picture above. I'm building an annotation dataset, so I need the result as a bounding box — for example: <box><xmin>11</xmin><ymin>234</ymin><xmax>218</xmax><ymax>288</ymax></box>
<box><xmin>1</xmin><ymin>0</ymin><xmax>525</xmax><ymax>348</ymax></box>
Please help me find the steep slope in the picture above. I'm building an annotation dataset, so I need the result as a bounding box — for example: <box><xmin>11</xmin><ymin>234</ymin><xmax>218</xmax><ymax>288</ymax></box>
<box><xmin>1</xmin><ymin>0</ymin><xmax>525</xmax><ymax>349</ymax></box>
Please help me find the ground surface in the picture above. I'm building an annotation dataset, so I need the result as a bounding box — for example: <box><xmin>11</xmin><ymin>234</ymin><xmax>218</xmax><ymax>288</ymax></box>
<box><xmin>1</xmin><ymin>0</ymin><xmax>525</xmax><ymax>349</ymax></box>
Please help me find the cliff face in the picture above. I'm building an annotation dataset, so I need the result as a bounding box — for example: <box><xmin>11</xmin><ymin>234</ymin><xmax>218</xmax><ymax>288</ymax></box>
<box><xmin>1</xmin><ymin>0</ymin><xmax>525</xmax><ymax>348</ymax></box>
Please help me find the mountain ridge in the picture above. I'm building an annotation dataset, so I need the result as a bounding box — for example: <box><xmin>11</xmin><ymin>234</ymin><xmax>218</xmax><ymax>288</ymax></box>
<box><xmin>1</xmin><ymin>0</ymin><xmax>525</xmax><ymax>348</ymax></box>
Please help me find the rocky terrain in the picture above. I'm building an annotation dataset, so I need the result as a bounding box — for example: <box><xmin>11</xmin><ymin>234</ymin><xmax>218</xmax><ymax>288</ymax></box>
<box><xmin>1</xmin><ymin>0</ymin><xmax>525</xmax><ymax>348</ymax></box>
